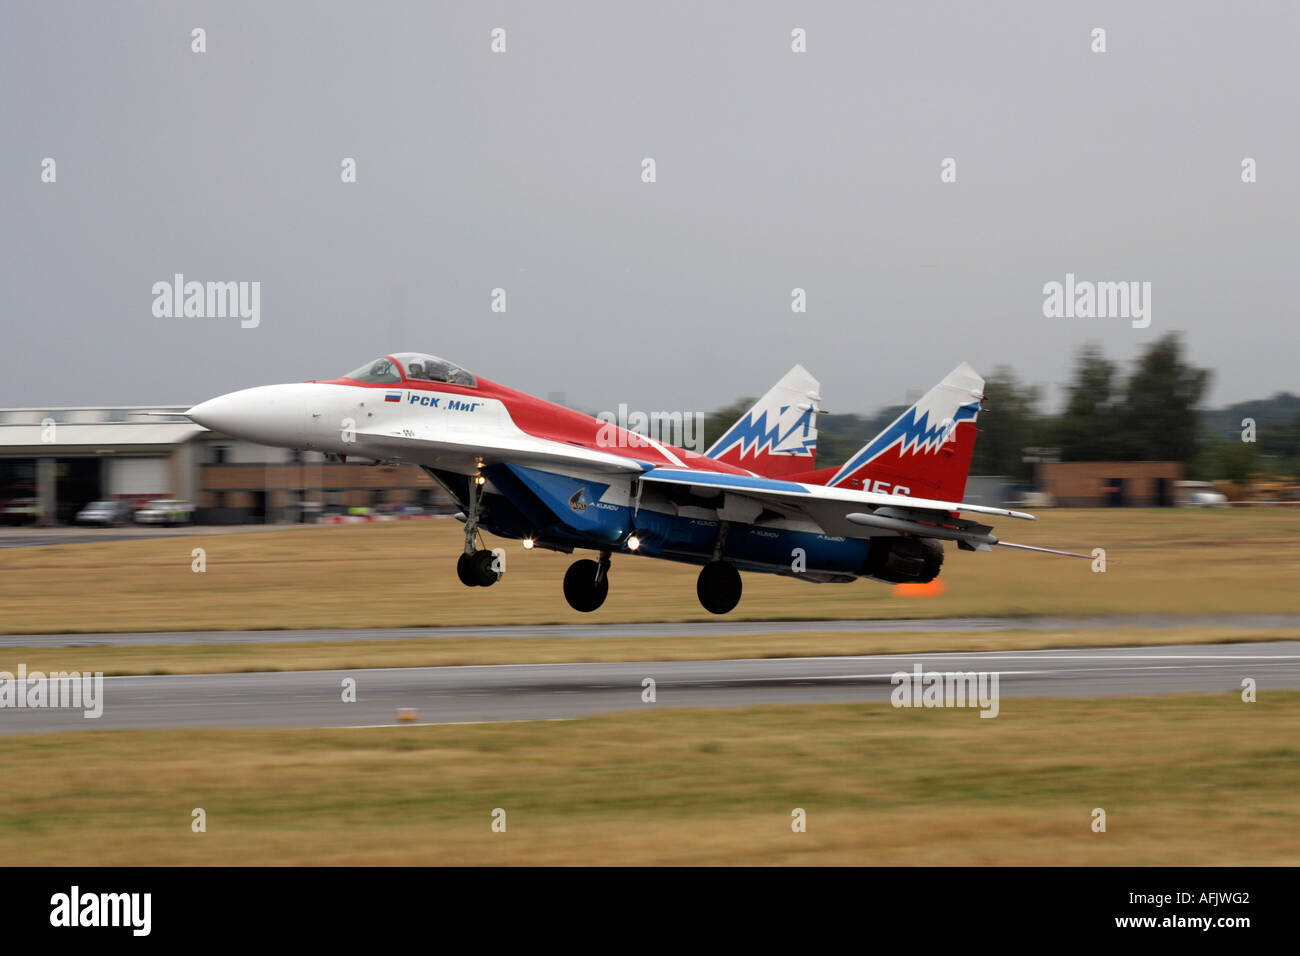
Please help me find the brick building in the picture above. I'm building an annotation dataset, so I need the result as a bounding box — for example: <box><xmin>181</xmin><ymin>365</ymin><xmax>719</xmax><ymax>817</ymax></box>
<box><xmin>1038</xmin><ymin>461</ymin><xmax>1183</xmax><ymax>507</ymax></box>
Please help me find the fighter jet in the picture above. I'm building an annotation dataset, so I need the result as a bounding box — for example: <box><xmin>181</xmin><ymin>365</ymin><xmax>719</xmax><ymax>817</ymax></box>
<box><xmin>186</xmin><ymin>353</ymin><xmax>1084</xmax><ymax>614</ymax></box>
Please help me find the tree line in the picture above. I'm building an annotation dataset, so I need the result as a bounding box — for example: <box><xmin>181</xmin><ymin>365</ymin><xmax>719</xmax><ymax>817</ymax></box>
<box><xmin>701</xmin><ymin>334</ymin><xmax>1297</xmax><ymax>483</ymax></box>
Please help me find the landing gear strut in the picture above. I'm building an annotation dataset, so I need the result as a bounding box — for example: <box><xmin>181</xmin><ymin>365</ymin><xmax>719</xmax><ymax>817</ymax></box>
<box><xmin>563</xmin><ymin>551</ymin><xmax>610</xmax><ymax>612</ymax></box>
<box><xmin>695</xmin><ymin>520</ymin><xmax>741</xmax><ymax>614</ymax></box>
<box><xmin>697</xmin><ymin>560</ymin><xmax>742</xmax><ymax>614</ymax></box>
<box><xmin>456</xmin><ymin>474</ymin><xmax>500</xmax><ymax>588</ymax></box>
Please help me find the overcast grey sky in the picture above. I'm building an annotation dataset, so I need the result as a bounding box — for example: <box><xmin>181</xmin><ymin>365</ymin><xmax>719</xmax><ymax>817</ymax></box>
<box><xmin>2</xmin><ymin>1</ymin><xmax>1296</xmax><ymax>415</ymax></box>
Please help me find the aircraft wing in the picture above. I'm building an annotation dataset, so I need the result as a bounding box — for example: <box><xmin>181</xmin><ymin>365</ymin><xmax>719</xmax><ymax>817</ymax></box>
<box><xmin>640</xmin><ymin>467</ymin><xmax>1033</xmax><ymax>519</ymax></box>
<box><xmin>353</xmin><ymin>428</ymin><xmax>647</xmax><ymax>476</ymax></box>
<box><xmin>637</xmin><ymin>467</ymin><xmax>1087</xmax><ymax>555</ymax></box>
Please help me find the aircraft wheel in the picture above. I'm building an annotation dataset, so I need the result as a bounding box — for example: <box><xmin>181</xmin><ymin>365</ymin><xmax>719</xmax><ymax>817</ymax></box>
<box><xmin>563</xmin><ymin>559</ymin><xmax>609</xmax><ymax>613</ymax></box>
<box><xmin>697</xmin><ymin>560</ymin><xmax>742</xmax><ymax>615</ymax></box>
<box><xmin>470</xmin><ymin>548</ymin><xmax>501</xmax><ymax>587</ymax></box>
<box><xmin>456</xmin><ymin>552</ymin><xmax>479</xmax><ymax>587</ymax></box>
<box><xmin>918</xmin><ymin>538</ymin><xmax>945</xmax><ymax>583</ymax></box>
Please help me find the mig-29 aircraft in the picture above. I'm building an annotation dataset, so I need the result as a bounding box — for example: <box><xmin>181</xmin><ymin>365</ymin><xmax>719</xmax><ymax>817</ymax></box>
<box><xmin>186</xmin><ymin>354</ymin><xmax>1083</xmax><ymax>614</ymax></box>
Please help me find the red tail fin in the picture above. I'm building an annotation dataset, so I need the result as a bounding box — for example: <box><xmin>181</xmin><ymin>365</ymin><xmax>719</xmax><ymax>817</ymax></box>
<box><xmin>824</xmin><ymin>363</ymin><xmax>983</xmax><ymax>502</ymax></box>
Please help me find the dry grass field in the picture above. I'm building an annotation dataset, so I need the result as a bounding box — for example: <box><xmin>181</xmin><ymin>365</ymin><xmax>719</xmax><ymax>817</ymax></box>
<box><xmin>2</xmin><ymin>626</ymin><xmax>1296</xmax><ymax>677</ymax></box>
<box><xmin>0</xmin><ymin>509</ymin><xmax>1296</xmax><ymax>635</ymax></box>
<box><xmin>2</xmin><ymin>511</ymin><xmax>1293</xmax><ymax>868</ymax></box>
<box><xmin>3</xmin><ymin>694</ymin><xmax>1296</xmax><ymax>866</ymax></box>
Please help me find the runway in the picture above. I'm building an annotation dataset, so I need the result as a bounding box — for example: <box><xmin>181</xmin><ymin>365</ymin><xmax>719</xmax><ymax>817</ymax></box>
<box><xmin>5</xmin><ymin>614</ymin><xmax>1300</xmax><ymax>647</ymax></box>
<box><xmin>2</xmin><ymin>641</ymin><xmax>1297</xmax><ymax>734</ymax></box>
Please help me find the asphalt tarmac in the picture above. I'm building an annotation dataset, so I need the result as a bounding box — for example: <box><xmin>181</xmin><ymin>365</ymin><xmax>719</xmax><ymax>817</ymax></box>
<box><xmin>2</xmin><ymin>640</ymin><xmax>1295</xmax><ymax>734</ymax></box>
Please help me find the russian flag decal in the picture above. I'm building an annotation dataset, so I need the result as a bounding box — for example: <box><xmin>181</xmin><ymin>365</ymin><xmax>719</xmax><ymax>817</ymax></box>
<box><xmin>385</xmin><ymin>392</ymin><xmax>401</xmax><ymax>403</ymax></box>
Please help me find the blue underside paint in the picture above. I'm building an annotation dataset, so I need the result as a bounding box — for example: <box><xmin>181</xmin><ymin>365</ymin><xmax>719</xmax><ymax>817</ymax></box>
<box><xmin>482</xmin><ymin>464</ymin><xmax>875</xmax><ymax>577</ymax></box>
<box><xmin>641</xmin><ymin>468</ymin><xmax>812</xmax><ymax>494</ymax></box>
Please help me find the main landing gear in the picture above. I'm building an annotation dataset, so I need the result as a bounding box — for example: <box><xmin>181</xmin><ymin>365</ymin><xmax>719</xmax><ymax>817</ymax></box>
<box><xmin>695</xmin><ymin>520</ymin><xmax>741</xmax><ymax>614</ymax></box>
<box><xmin>456</xmin><ymin>473</ymin><xmax>501</xmax><ymax>588</ymax></box>
<box><xmin>696</xmin><ymin>560</ymin><xmax>742</xmax><ymax>615</ymax></box>
<box><xmin>454</xmin><ymin>481</ymin><xmax>745</xmax><ymax>614</ymax></box>
<box><xmin>558</xmin><ymin>521</ymin><xmax>743</xmax><ymax>614</ymax></box>
<box><xmin>559</xmin><ymin>553</ymin><xmax>742</xmax><ymax>615</ymax></box>
<box><xmin>563</xmin><ymin>552</ymin><xmax>610</xmax><ymax>612</ymax></box>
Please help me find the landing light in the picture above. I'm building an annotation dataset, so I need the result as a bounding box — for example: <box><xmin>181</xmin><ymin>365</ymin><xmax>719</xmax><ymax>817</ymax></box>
<box><xmin>626</xmin><ymin>535</ymin><xmax>641</xmax><ymax>551</ymax></box>
<box><xmin>523</xmin><ymin>538</ymin><xmax>535</xmax><ymax>550</ymax></box>
<box><xmin>475</xmin><ymin>475</ymin><xmax>486</xmax><ymax>486</ymax></box>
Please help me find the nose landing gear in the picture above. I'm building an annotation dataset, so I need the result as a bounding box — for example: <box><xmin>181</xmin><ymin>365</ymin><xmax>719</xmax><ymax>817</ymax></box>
<box><xmin>457</xmin><ymin>549</ymin><xmax>501</xmax><ymax>587</ymax></box>
<box><xmin>455</xmin><ymin>472</ymin><xmax>501</xmax><ymax>587</ymax></box>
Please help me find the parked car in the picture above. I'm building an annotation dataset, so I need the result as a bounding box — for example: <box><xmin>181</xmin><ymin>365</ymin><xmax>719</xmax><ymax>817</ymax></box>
<box><xmin>2</xmin><ymin>497</ymin><xmax>43</xmax><ymax>525</ymax></box>
<box><xmin>75</xmin><ymin>499</ymin><xmax>135</xmax><ymax>526</ymax></box>
<box><xmin>134</xmin><ymin>499</ymin><xmax>195</xmax><ymax>525</ymax></box>
<box><xmin>1185</xmin><ymin>491</ymin><xmax>1229</xmax><ymax>508</ymax></box>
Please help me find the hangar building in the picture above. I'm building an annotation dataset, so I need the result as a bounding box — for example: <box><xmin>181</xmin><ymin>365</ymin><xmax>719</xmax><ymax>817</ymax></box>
<box><xmin>0</xmin><ymin>405</ymin><xmax>449</xmax><ymax>526</ymax></box>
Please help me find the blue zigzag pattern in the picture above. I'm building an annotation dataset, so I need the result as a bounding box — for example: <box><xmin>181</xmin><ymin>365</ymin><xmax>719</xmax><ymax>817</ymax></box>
<box><xmin>828</xmin><ymin>401</ymin><xmax>979</xmax><ymax>486</ymax></box>
<box><xmin>708</xmin><ymin>406</ymin><xmax>816</xmax><ymax>460</ymax></box>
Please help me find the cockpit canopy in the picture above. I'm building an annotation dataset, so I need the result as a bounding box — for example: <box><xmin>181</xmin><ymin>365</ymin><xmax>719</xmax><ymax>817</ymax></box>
<box><xmin>343</xmin><ymin>353</ymin><xmax>477</xmax><ymax>387</ymax></box>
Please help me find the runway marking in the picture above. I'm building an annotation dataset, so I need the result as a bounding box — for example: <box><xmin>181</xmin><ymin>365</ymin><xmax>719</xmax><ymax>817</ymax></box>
<box><xmin>88</xmin><ymin>650</ymin><xmax>1300</xmax><ymax>685</ymax></box>
<box><xmin>8</xmin><ymin>616</ymin><xmax>1300</xmax><ymax>647</ymax></box>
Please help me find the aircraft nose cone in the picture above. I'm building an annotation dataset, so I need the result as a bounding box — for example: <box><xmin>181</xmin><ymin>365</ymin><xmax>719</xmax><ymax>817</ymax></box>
<box><xmin>186</xmin><ymin>389</ymin><xmax>268</xmax><ymax>436</ymax></box>
<box><xmin>186</xmin><ymin>384</ymin><xmax>316</xmax><ymax>446</ymax></box>
<box><xmin>185</xmin><ymin>395</ymin><xmax>236</xmax><ymax>432</ymax></box>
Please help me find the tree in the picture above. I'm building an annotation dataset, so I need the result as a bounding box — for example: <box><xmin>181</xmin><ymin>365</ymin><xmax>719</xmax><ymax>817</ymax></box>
<box><xmin>1057</xmin><ymin>343</ymin><xmax>1124</xmax><ymax>460</ymax></box>
<box><xmin>1190</xmin><ymin>440</ymin><xmax>1260</xmax><ymax>483</ymax></box>
<box><xmin>817</xmin><ymin>408</ymin><xmax>905</xmax><ymax>467</ymax></box>
<box><xmin>1119</xmin><ymin>334</ymin><xmax>1211</xmax><ymax>462</ymax></box>
<box><xmin>970</xmin><ymin>367</ymin><xmax>1043</xmax><ymax>481</ymax></box>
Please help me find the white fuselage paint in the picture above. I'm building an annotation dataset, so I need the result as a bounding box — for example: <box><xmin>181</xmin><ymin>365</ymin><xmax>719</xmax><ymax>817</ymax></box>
<box><xmin>187</xmin><ymin>383</ymin><xmax>640</xmax><ymax>475</ymax></box>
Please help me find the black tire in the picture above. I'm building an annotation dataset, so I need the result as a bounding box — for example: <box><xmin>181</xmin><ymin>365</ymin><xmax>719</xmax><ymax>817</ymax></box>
<box><xmin>563</xmin><ymin>559</ymin><xmax>609</xmax><ymax>612</ymax></box>
<box><xmin>862</xmin><ymin>537</ymin><xmax>944</xmax><ymax>584</ymax></box>
<box><xmin>470</xmin><ymin>549</ymin><xmax>501</xmax><ymax>587</ymax></box>
<box><xmin>697</xmin><ymin>560</ymin><xmax>742</xmax><ymax>615</ymax></box>
<box><xmin>917</xmin><ymin>538</ymin><xmax>944</xmax><ymax>583</ymax></box>
<box><xmin>456</xmin><ymin>552</ymin><xmax>479</xmax><ymax>587</ymax></box>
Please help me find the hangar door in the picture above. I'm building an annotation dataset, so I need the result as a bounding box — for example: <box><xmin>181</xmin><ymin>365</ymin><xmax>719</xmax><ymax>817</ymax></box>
<box><xmin>105</xmin><ymin>457</ymin><xmax>170</xmax><ymax>497</ymax></box>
